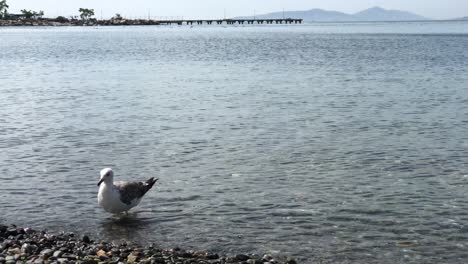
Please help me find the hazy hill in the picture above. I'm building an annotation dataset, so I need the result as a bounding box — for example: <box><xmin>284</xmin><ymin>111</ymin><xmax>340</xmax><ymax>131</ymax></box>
<box><xmin>238</xmin><ymin>6</ymin><xmax>430</xmax><ymax>22</ymax></box>
<box><xmin>353</xmin><ymin>7</ymin><xmax>428</xmax><ymax>21</ymax></box>
<box><xmin>241</xmin><ymin>8</ymin><xmax>354</xmax><ymax>22</ymax></box>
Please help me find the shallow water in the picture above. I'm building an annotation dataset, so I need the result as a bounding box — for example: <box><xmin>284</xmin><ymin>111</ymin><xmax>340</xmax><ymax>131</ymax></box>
<box><xmin>1</xmin><ymin>21</ymin><xmax>468</xmax><ymax>263</ymax></box>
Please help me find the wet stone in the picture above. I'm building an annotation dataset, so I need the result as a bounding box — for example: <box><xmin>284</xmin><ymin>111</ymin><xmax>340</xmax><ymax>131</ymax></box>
<box><xmin>262</xmin><ymin>255</ymin><xmax>273</xmax><ymax>262</ymax></box>
<box><xmin>179</xmin><ymin>251</ymin><xmax>194</xmax><ymax>258</ymax></box>
<box><xmin>235</xmin><ymin>254</ymin><xmax>250</xmax><ymax>261</ymax></box>
<box><xmin>7</xmin><ymin>247</ymin><xmax>21</xmax><ymax>255</ymax></box>
<box><xmin>40</xmin><ymin>249</ymin><xmax>54</xmax><ymax>258</ymax></box>
<box><xmin>62</xmin><ymin>253</ymin><xmax>77</xmax><ymax>260</ymax></box>
<box><xmin>23</xmin><ymin>227</ymin><xmax>34</xmax><ymax>234</ymax></box>
<box><xmin>57</xmin><ymin>258</ymin><xmax>69</xmax><ymax>263</ymax></box>
<box><xmin>21</xmin><ymin>243</ymin><xmax>31</xmax><ymax>254</ymax></box>
<box><xmin>82</xmin><ymin>235</ymin><xmax>91</xmax><ymax>244</ymax></box>
<box><xmin>127</xmin><ymin>254</ymin><xmax>138</xmax><ymax>263</ymax></box>
<box><xmin>246</xmin><ymin>259</ymin><xmax>263</xmax><ymax>264</ymax></box>
<box><xmin>6</xmin><ymin>228</ymin><xmax>18</xmax><ymax>236</ymax></box>
<box><xmin>82</xmin><ymin>258</ymin><xmax>98</xmax><ymax>264</ymax></box>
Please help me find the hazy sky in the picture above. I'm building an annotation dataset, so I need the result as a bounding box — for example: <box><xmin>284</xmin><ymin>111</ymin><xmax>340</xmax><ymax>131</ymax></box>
<box><xmin>6</xmin><ymin>0</ymin><xmax>468</xmax><ymax>20</ymax></box>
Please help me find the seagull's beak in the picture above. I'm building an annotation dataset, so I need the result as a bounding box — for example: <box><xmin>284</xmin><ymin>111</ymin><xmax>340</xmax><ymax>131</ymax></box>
<box><xmin>97</xmin><ymin>178</ymin><xmax>104</xmax><ymax>186</ymax></box>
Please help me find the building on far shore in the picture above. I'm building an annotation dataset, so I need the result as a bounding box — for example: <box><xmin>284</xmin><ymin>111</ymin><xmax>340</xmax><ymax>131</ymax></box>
<box><xmin>6</xmin><ymin>13</ymin><xmax>25</xmax><ymax>20</ymax></box>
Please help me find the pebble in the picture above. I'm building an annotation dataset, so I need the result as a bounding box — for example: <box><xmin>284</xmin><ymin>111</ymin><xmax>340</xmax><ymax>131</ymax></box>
<box><xmin>235</xmin><ymin>254</ymin><xmax>250</xmax><ymax>261</ymax></box>
<box><xmin>262</xmin><ymin>254</ymin><xmax>274</xmax><ymax>261</ymax></box>
<box><xmin>247</xmin><ymin>259</ymin><xmax>263</xmax><ymax>264</ymax></box>
<box><xmin>40</xmin><ymin>248</ymin><xmax>54</xmax><ymax>258</ymax></box>
<box><xmin>0</xmin><ymin>224</ymin><xmax>297</xmax><ymax>264</ymax></box>
<box><xmin>21</xmin><ymin>243</ymin><xmax>31</xmax><ymax>254</ymax></box>
<box><xmin>82</xmin><ymin>235</ymin><xmax>91</xmax><ymax>244</ymax></box>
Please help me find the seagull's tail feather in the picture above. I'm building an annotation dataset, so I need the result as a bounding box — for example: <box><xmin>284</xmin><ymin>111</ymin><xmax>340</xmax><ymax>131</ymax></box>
<box><xmin>145</xmin><ymin>177</ymin><xmax>159</xmax><ymax>193</ymax></box>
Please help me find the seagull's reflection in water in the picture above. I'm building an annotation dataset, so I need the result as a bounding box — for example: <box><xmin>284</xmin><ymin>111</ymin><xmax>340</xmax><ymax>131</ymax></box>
<box><xmin>99</xmin><ymin>211</ymin><xmax>155</xmax><ymax>244</ymax></box>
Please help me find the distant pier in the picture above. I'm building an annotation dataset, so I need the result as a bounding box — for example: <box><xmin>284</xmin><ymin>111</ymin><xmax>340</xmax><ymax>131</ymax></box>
<box><xmin>158</xmin><ymin>18</ymin><xmax>303</xmax><ymax>26</ymax></box>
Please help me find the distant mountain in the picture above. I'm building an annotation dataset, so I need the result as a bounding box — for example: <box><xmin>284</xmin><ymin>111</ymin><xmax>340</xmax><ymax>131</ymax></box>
<box><xmin>454</xmin><ymin>16</ymin><xmax>468</xmax><ymax>20</ymax></box>
<box><xmin>239</xmin><ymin>9</ymin><xmax>354</xmax><ymax>22</ymax></box>
<box><xmin>238</xmin><ymin>6</ymin><xmax>430</xmax><ymax>22</ymax></box>
<box><xmin>353</xmin><ymin>7</ymin><xmax>428</xmax><ymax>21</ymax></box>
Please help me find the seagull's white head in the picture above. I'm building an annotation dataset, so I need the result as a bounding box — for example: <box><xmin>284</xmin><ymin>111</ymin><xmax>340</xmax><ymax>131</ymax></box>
<box><xmin>98</xmin><ymin>168</ymin><xmax>114</xmax><ymax>186</ymax></box>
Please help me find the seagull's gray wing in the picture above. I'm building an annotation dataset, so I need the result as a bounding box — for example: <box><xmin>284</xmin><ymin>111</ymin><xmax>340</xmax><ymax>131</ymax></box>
<box><xmin>114</xmin><ymin>178</ymin><xmax>158</xmax><ymax>205</ymax></box>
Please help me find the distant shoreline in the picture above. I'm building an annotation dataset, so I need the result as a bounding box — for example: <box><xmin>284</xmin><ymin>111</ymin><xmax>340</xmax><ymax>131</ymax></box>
<box><xmin>0</xmin><ymin>19</ymin><xmax>164</xmax><ymax>27</ymax></box>
<box><xmin>0</xmin><ymin>18</ymin><xmax>303</xmax><ymax>27</ymax></box>
<box><xmin>0</xmin><ymin>18</ymin><xmax>466</xmax><ymax>27</ymax></box>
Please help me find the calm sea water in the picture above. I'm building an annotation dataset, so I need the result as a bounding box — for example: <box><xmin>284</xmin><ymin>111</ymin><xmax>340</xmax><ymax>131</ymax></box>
<box><xmin>1</xmin><ymin>21</ymin><xmax>468</xmax><ymax>263</ymax></box>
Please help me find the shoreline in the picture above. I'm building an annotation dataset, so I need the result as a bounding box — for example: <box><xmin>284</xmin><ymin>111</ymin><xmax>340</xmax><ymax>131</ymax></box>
<box><xmin>0</xmin><ymin>19</ymin><xmax>161</xmax><ymax>27</ymax></box>
<box><xmin>0</xmin><ymin>18</ymin><xmax>303</xmax><ymax>27</ymax></box>
<box><xmin>0</xmin><ymin>224</ymin><xmax>297</xmax><ymax>264</ymax></box>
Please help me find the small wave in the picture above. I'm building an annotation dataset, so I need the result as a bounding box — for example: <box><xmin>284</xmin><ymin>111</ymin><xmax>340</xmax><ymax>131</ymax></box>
<box><xmin>272</xmin><ymin>208</ymin><xmax>319</xmax><ymax>217</ymax></box>
<box><xmin>162</xmin><ymin>195</ymin><xmax>202</xmax><ymax>202</ymax></box>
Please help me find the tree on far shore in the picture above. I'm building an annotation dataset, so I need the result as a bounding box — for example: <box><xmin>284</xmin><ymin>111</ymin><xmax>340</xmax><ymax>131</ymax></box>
<box><xmin>0</xmin><ymin>0</ymin><xmax>9</xmax><ymax>19</ymax></box>
<box><xmin>20</xmin><ymin>9</ymin><xmax>44</xmax><ymax>19</ymax></box>
<box><xmin>79</xmin><ymin>8</ymin><xmax>94</xmax><ymax>20</ymax></box>
<box><xmin>112</xmin><ymin>13</ymin><xmax>123</xmax><ymax>20</ymax></box>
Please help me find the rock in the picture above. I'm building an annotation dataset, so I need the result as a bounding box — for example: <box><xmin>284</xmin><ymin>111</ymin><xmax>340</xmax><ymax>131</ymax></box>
<box><xmin>5</xmin><ymin>256</ymin><xmax>15</xmax><ymax>263</ymax></box>
<box><xmin>226</xmin><ymin>256</ymin><xmax>237</xmax><ymax>263</ymax></box>
<box><xmin>53</xmin><ymin>250</ymin><xmax>64</xmax><ymax>258</ymax></box>
<box><xmin>262</xmin><ymin>254</ymin><xmax>273</xmax><ymax>261</ymax></box>
<box><xmin>151</xmin><ymin>257</ymin><xmax>165</xmax><ymax>264</ymax></box>
<box><xmin>139</xmin><ymin>258</ymin><xmax>151</xmax><ymax>264</ymax></box>
<box><xmin>40</xmin><ymin>248</ymin><xmax>54</xmax><ymax>258</ymax></box>
<box><xmin>24</xmin><ymin>227</ymin><xmax>34</xmax><ymax>234</ymax></box>
<box><xmin>21</xmin><ymin>243</ymin><xmax>31</xmax><ymax>254</ymax></box>
<box><xmin>82</xmin><ymin>257</ymin><xmax>99</xmax><ymax>264</ymax></box>
<box><xmin>62</xmin><ymin>253</ymin><xmax>77</xmax><ymax>260</ymax></box>
<box><xmin>285</xmin><ymin>257</ymin><xmax>297</xmax><ymax>264</ymax></box>
<box><xmin>7</xmin><ymin>247</ymin><xmax>21</xmax><ymax>255</ymax></box>
<box><xmin>96</xmin><ymin>250</ymin><xmax>107</xmax><ymax>257</ymax></box>
<box><xmin>82</xmin><ymin>235</ymin><xmax>91</xmax><ymax>244</ymax></box>
<box><xmin>17</xmin><ymin>228</ymin><xmax>26</xmax><ymax>235</ymax></box>
<box><xmin>193</xmin><ymin>250</ymin><xmax>208</xmax><ymax>257</ymax></box>
<box><xmin>235</xmin><ymin>254</ymin><xmax>250</xmax><ymax>261</ymax></box>
<box><xmin>57</xmin><ymin>257</ymin><xmax>70</xmax><ymax>263</ymax></box>
<box><xmin>246</xmin><ymin>259</ymin><xmax>263</xmax><ymax>264</ymax></box>
<box><xmin>207</xmin><ymin>253</ymin><xmax>220</xmax><ymax>259</ymax></box>
<box><xmin>127</xmin><ymin>254</ymin><xmax>138</xmax><ymax>263</ymax></box>
<box><xmin>6</xmin><ymin>227</ymin><xmax>18</xmax><ymax>236</ymax></box>
<box><xmin>179</xmin><ymin>251</ymin><xmax>194</xmax><ymax>258</ymax></box>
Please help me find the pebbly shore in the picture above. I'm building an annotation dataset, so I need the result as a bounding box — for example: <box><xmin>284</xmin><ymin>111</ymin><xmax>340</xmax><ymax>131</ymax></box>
<box><xmin>0</xmin><ymin>224</ymin><xmax>298</xmax><ymax>264</ymax></box>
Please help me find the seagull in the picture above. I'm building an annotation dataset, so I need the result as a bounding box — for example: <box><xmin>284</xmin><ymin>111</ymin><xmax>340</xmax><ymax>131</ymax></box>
<box><xmin>97</xmin><ymin>168</ymin><xmax>158</xmax><ymax>214</ymax></box>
